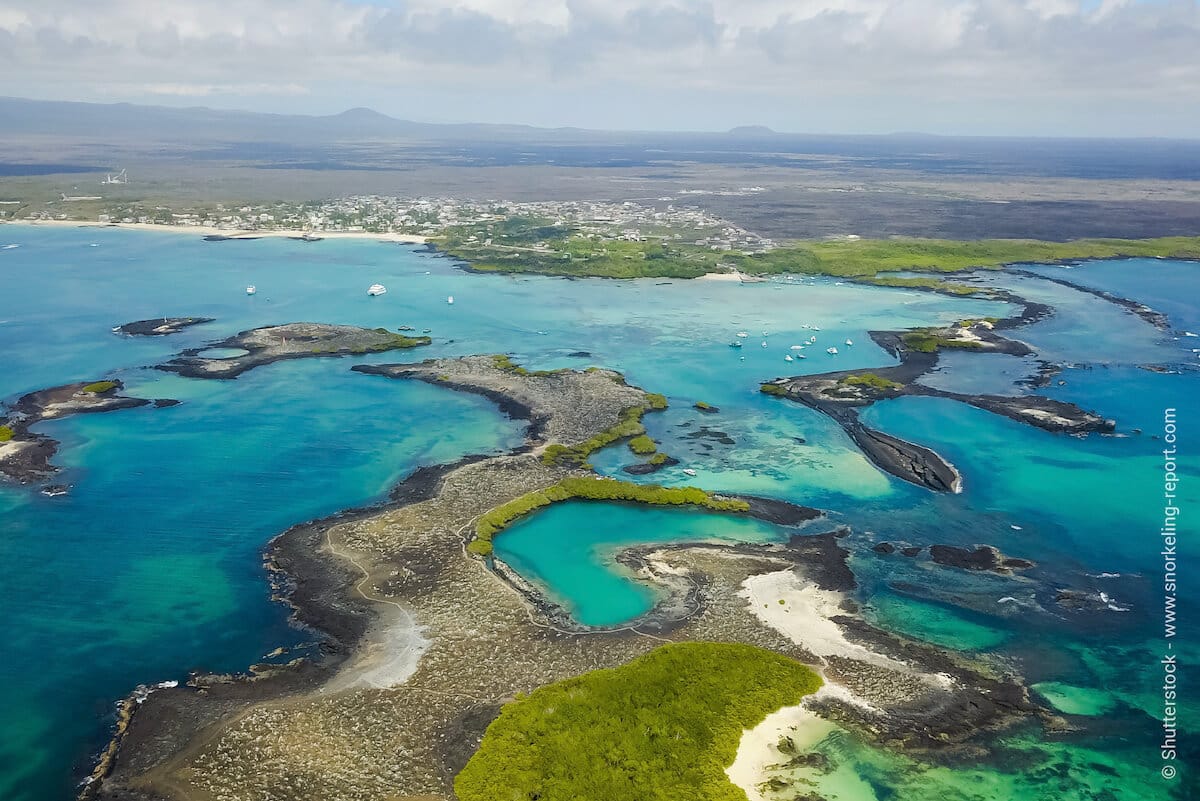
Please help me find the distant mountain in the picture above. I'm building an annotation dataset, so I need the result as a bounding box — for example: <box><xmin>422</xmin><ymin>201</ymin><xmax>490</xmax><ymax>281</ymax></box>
<box><xmin>0</xmin><ymin>96</ymin><xmax>562</xmax><ymax>144</ymax></box>
<box><xmin>727</xmin><ymin>125</ymin><xmax>778</xmax><ymax>137</ymax></box>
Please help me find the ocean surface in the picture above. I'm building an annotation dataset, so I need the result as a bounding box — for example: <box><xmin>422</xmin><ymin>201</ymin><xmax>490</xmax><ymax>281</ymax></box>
<box><xmin>0</xmin><ymin>226</ymin><xmax>1196</xmax><ymax>800</ymax></box>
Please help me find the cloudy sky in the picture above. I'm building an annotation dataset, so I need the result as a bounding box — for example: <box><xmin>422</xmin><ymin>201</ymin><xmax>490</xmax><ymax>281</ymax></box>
<box><xmin>0</xmin><ymin>0</ymin><xmax>1196</xmax><ymax>136</ymax></box>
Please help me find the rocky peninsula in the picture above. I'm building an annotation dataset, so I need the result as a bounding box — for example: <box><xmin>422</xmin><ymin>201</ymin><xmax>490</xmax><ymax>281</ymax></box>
<box><xmin>157</xmin><ymin>323</ymin><xmax>431</xmax><ymax>379</ymax></box>
<box><xmin>761</xmin><ymin>321</ymin><xmax>1114</xmax><ymax>491</ymax></box>
<box><xmin>0</xmin><ymin>379</ymin><xmax>168</xmax><ymax>486</ymax></box>
<box><xmin>89</xmin><ymin>356</ymin><xmax>1047</xmax><ymax>801</ymax></box>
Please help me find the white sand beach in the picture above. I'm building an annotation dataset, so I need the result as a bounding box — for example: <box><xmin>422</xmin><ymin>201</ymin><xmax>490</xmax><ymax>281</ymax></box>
<box><xmin>7</xmin><ymin>219</ymin><xmax>428</xmax><ymax>244</ymax></box>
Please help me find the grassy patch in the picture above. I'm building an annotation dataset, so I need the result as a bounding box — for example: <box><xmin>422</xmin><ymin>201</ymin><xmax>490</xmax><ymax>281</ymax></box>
<box><xmin>841</xmin><ymin>373</ymin><xmax>904</xmax><ymax>391</ymax></box>
<box><xmin>81</xmin><ymin>381</ymin><xmax>118</xmax><ymax>394</ymax></box>
<box><xmin>455</xmin><ymin>641</ymin><xmax>822</xmax><ymax>801</ymax></box>
<box><xmin>0</xmin><ymin>425</ymin><xmax>13</xmax><ymax>442</ymax></box>
<box><xmin>628</xmin><ymin>435</ymin><xmax>658</xmax><ymax>455</ymax></box>
<box><xmin>759</xmin><ymin>383</ymin><xmax>788</xmax><ymax>396</ymax></box>
<box><xmin>473</xmin><ymin>477</ymin><xmax>750</xmax><ymax>550</ymax></box>
<box><xmin>694</xmin><ymin>401</ymin><xmax>715</xmax><ymax>411</ymax></box>
<box><xmin>649</xmin><ymin>452</ymin><xmax>670</xmax><ymax>466</ymax></box>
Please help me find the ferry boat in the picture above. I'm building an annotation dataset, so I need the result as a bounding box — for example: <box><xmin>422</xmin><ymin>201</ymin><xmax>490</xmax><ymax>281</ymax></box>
<box><xmin>368</xmin><ymin>283</ymin><xmax>387</xmax><ymax>296</ymax></box>
<box><xmin>245</xmin><ymin>285</ymin><xmax>256</xmax><ymax>295</ymax></box>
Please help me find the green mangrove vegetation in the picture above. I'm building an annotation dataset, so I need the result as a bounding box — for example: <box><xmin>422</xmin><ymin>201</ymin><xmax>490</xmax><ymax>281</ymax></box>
<box><xmin>628</xmin><ymin>435</ymin><xmax>658</xmax><ymax>455</ymax></box>
<box><xmin>542</xmin><ymin>393</ymin><xmax>667</xmax><ymax>467</ymax></box>
<box><xmin>490</xmin><ymin>353</ymin><xmax>564</xmax><ymax>378</ymax></box>
<box><xmin>841</xmin><ymin>373</ymin><xmax>904</xmax><ymax>391</ymax></box>
<box><xmin>901</xmin><ymin>329</ymin><xmax>985</xmax><ymax>353</ymax></box>
<box><xmin>469</xmin><ymin>477</ymin><xmax>751</xmax><ymax>556</ymax></box>
<box><xmin>454</xmin><ymin>641</ymin><xmax>822</xmax><ymax>801</ymax></box>
<box><xmin>436</xmin><ymin>227</ymin><xmax>1200</xmax><ymax>284</ymax></box>
<box><xmin>81</xmin><ymin>381</ymin><xmax>118</xmax><ymax>394</ymax></box>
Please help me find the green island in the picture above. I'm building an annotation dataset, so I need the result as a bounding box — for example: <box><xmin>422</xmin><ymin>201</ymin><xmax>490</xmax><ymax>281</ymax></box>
<box><xmin>469</xmin><ymin>477</ymin><xmax>750</xmax><ymax>556</ymax></box>
<box><xmin>542</xmin><ymin>393</ymin><xmax>667</xmax><ymax>466</ymax></box>
<box><xmin>81</xmin><ymin>381</ymin><xmax>119</xmax><ymax>394</ymax></box>
<box><xmin>436</xmin><ymin>222</ymin><xmax>1200</xmax><ymax>288</ymax></box>
<box><xmin>454</xmin><ymin>641</ymin><xmax>822</xmax><ymax>801</ymax></box>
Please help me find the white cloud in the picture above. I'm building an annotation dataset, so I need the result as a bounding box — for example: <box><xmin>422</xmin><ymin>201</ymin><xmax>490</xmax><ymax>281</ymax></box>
<box><xmin>0</xmin><ymin>0</ymin><xmax>1196</xmax><ymax>133</ymax></box>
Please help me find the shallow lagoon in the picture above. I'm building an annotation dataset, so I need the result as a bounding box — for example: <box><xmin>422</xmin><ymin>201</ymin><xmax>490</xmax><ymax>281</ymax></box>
<box><xmin>0</xmin><ymin>226</ymin><xmax>1196</xmax><ymax>798</ymax></box>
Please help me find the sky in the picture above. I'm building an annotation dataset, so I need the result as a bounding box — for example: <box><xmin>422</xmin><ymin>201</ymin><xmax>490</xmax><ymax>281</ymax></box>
<box><xmin>0</xmin><ymin>0</ymin><xmax>1196</xmax><ymax>136</ymax></box>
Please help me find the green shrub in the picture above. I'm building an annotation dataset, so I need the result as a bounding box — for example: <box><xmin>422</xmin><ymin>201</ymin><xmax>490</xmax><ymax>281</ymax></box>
<box><xmin>649</xmin><ymin>452</ymin><xmax>670</xmax><ymax>466</ymax></box>
<box><xmin>0</xmin><ymin>425</ymin><xmax>13</xmax><ymax>442</ymax></box>
<box><xmin>628</xmin><ymin>435</ymin><xmax>657</xmax><ymax>455</ymax></box>
<box><xmin>455</xmin><ymin>642</ymin><xmax>822</xmax><ymax>801</ymax></box>
<box><xmin>81</xmin><ymin>381</ymin><xmax>118</xmax><ymax>394</ymax></box>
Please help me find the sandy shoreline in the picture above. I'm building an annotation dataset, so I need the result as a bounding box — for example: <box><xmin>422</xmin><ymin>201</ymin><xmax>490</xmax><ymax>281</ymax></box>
<box><xmin>3</xmin><ymin>218</ymin><xmax>428</xmax><ymax>244</ymax></box>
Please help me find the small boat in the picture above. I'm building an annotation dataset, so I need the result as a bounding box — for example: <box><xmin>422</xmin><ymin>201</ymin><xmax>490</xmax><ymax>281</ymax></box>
<box><xmin>736</xmin><ymin>331</ymin><xmax>749</xmax><ymax>338</ymax></box>
<box><xmin>682</xmin><ymin>468</ymin><xmax>698</xmax><ymax>477</ymax></box>
<box><xmin>447</xmin><ymin>295</ymin><xmax>454</xmax><ymax>305</ymax></box>
<box><xmin>761</xmin><ymin>341</ymin><xmax>768</xmax><ymax>348</ymax></box>
<box><xmin>1</xmin><ymin>244</ymin><xmax>19</xmax><ymax>250</ymax></box>
<box><xmin>729</xmin><ymin>341</ymin><xmax>743</xmax><ymax>348</ymax></box>
<box><xmin>784</xmin><ymin>355</ymin><xmax>793</xmax><ymax>362</ymax></box>
<box><xmin>845</xmin><ymin>338</ymin><xmax>854</xmax><ymax>346</ymax></box>
<box><xmin>790</xmin><ymin>345</ymin><xmax>805</xmax><ymax>350</ymax></box>
<box><xmin>245</xmin><ymin>285</ymin><xmax>256</xmax><ymax>295</ymax></box>
<box><xmin>797</xmin><ymin>354</ymin><xmax>807</xmax><ymax>359</ymax></box>
<box><xmin>809</xmin><ymin>336</ymin><xmax>817</xmax><ymax>343</ymax></box>
<box><xmin>826</xmin><ymin>347</ymin><xmax>838</xmax><ymax>354</ymax></box>
<box><xmin>1010</xmin><ymin>525</ymin><xmax>1023</xmax><ymax>530</ymax></box>
<box><xmin>368</xmin><ymin>283</ymin><xmax>387</xmax><ymax>296</ymax></box>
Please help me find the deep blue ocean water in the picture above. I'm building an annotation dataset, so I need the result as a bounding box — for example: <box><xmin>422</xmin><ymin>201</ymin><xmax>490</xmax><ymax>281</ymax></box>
<box><xmin>0</xmin><ymin>227</ymin><xmax>1196</xmax><ymax>799</ymax></box>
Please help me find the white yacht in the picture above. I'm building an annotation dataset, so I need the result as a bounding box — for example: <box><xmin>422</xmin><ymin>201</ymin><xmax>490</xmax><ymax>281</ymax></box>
<box><xmin>682</xmin><ymin>468</ymin><xmax>698</xmax><ymax>477</ymax></box>
<box><xmin>736</xmin><ymin>331</ymin><xmax>749</xmax><ymax>338</ymax></box>
<box><xmin>245</xmin><ymin>285</ymin><xmax>256</xmax><ymax>295</ymax></box>
<box><xmin>447</xmin><ymin>295</ymin><xmax>455</xmax><ymax>305</ymax></box>
<box><xmin>845</xmin><ymin>338</ymin><xmax>854</xmax><ymax>346</ymax></box>
<box><xmin>784</xmin><ymin>355</ymin><xmax>793</xmax><ymax>362</ymax></box>
<box><xmin>827</xmin><ymin>347</ymin><xmax>838</xmax><ymax>354</ymax></box>
<box><xmin>368</xmin><ymin>283</ymin><xmax>387</xmax><ymax>296</ymax></box>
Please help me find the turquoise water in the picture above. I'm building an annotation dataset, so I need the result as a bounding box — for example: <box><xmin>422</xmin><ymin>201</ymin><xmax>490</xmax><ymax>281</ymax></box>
<box><xmin>1</xmin><ymin>226</ymin><xmax>1197</xmax><ymax>798</ymax></box>
<box><xmin>494</xmin><ymin>501</ymin><xmax>791</xmax><ymax>626</ymax></box>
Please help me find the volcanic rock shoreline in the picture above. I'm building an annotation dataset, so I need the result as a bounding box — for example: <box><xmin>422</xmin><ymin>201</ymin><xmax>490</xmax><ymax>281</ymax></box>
<box><xmin>0</xmin><ymin>379</ymin><xmax>170</xmax><ymax>486</ymax></box>
<box><xmin>87</xmin><ymin>357</ymin><xmax>1046</xmax><ymax>801</ymax></box>
<box><xmin>762</xmin><ymin>320</ymin><xmax>1115</xmax><ymax>492</ymax></box>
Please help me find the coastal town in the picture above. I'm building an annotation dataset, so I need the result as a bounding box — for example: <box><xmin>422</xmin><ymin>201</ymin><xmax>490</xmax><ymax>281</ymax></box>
<box><xmin>6</xmin><ymin>193</ymin><xmax>778</xmax><ymax>254</ymax></box>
